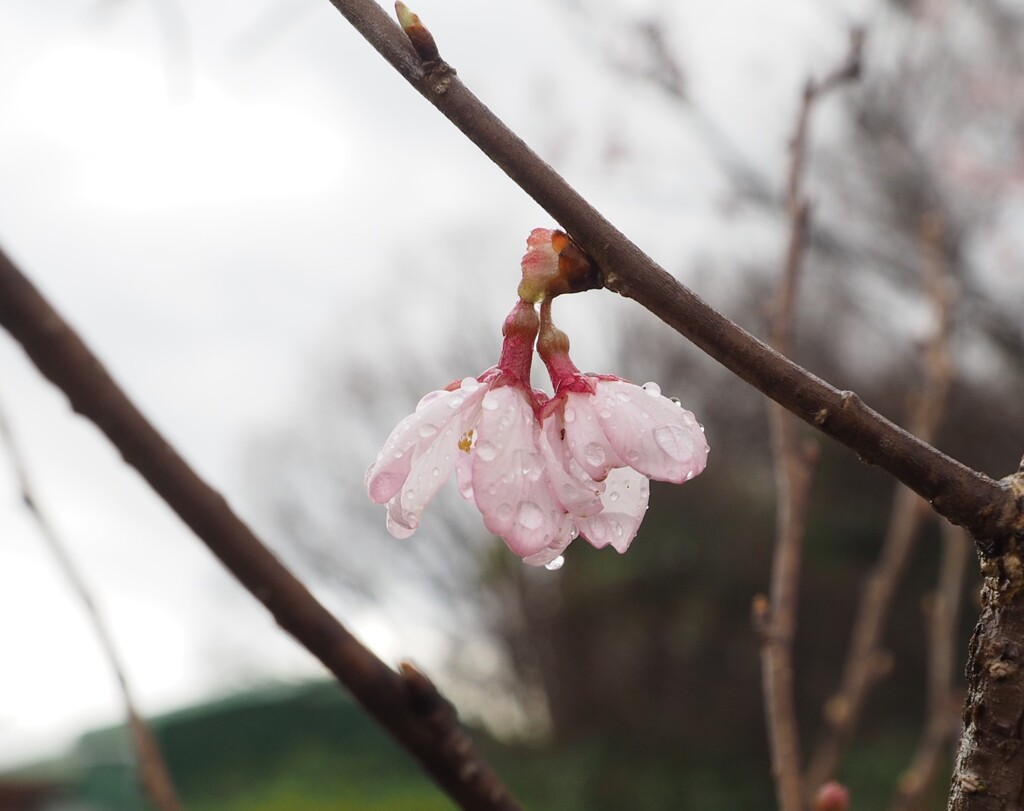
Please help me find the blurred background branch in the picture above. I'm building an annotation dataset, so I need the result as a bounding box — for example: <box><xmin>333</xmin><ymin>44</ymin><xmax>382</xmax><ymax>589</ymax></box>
<box><xmin>0</xmin><ymin>399</ymin><xmax>183</xmax><ymax>811</ymax></box>
<box><xmin>758</xmin><ymin>31</ymin><xmax>862</xmax><ymax>811</ymax></box>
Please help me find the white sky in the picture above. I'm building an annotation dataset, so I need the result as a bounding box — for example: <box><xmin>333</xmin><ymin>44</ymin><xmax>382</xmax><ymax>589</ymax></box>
<box><xmin>0</xmin><ymin>0</ymin><xmax>863</xmax><ymax>767</ymax></box>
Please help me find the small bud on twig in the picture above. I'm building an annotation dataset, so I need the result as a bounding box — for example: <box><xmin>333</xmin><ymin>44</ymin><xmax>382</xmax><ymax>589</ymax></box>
<box><xmin>395</xmin><ymin>2</ymin><xmax>440</xmax><ymax>62</ymax></box>
<box><xmin>814</xmin><ymin>780</ymin><xmax>851</xmax><ymax>811</ymax></box>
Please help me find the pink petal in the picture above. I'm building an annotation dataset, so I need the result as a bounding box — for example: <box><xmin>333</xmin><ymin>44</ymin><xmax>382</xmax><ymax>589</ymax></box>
<box><xmin>372</xmin><ymin>378</ymin><xmax>490</xmax><ymax>536</ymax></box>
<box><xmin>538</xmin><ymin>413</ymin><xmax>604</xmax><ymax>518</ymax></box>
<box><xmin>592</xmin><ymin>380</ymin><xmax>709</xmax><ymax>484</ymax></box>
<box><xmin>561</xmin><ymin>391</ymin><xmax>625</xmax><ymax>481</ymax></box>
<box><xmin>454</xmin><ymin>451</ymin><xmax>474</xmax><ymax>501</ymax></box>
<box><xmin>471</xmin><ymin>387</ymin><xmax>574</xmax><ymax>559</ymax></box>
<box><xmin>521</xmin><ymin>535</ymin><xmax>573</xmax><ymax>567</ymax></box>
<box><xmin>576</xmin><ymin>467</ymin><xmax>649</xmax><ymax>553</ymax></box>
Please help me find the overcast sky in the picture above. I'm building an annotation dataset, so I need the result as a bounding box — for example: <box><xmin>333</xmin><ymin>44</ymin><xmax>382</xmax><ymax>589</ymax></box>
<box><xmin>0</xmin><ymin>0</ymin><xmax>863</xmax><ymax>766</ymax></box>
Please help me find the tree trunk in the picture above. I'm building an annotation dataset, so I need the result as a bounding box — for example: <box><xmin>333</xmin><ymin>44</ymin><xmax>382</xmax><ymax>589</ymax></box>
<box><xmin>949</xmin><ymin>469</ymin><xmax>1024</xmax><ymax>809</ymax></box>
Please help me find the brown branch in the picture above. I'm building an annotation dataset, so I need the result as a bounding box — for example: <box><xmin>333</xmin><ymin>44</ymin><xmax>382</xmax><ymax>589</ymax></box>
<box><xmin>804</xmin><ymin>210</ymin><xmax>958</xmax><ymax>794</ymax></box>
<box><xmin>0</xmin><ymin>401</ymin><xmax>183</xmax><ymax>811</ymax></box>
<box><xmin>757</xmin><ymin>34</ymin><xmax>863</xmax><ymax>811</ymax></box>
<box><xmin>321</xmin><ymin>0</ymin><xmax>1013</xmax><ymax>542</ymax></box>
<box><xmin>891</xmin><ymin>522</ymin><xmax>971</xmax><ymax>811</ymax></box>
<box><xmin>0</xmin><ymin>246</ymin><xmax>523</xmax><ymax>811</ymax></box>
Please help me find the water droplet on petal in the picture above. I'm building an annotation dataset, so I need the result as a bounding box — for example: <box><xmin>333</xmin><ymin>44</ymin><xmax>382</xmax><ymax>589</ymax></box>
<box><xmin>686</xmin><ymin>470</ymin><xmax>694</xmax><ymax>480</ymax></box>
<box><xmin>476</xmin><ymin>440</ymin><xmax>497</xmax><ymax>462</ymax></box>
<box><xmin>584</xmin><ymin>443</ymin><xmax>606</xmax><ymax>468</ymax></box>
<box><xmin>599</xmin><ymin>408</ymin><xmax>613</xmax><ymax>419</ymax></box>
<box><xmin>447</xmin><ymin>396</ymin><xmax>465</xmax><ymax>409</ymax></box>
<box><xmin>670</xmin><ymin>397</ymin><xmax>682</xmax><ymax>406</ymax></box>
<box><xmin>616</xmin><ymin>391</ymin><xmax>631</xmax><ymax>403</ymax></box>
<box><xmin>432</xmin><ymin>467</ymin><xmax>440</xmax><ymax>477</ymax></box>
<box><xmin>641</xmin><ymin>411</ymin><xmax>650</xmax><ymax>420</ymax></box>
<box><xmin>569</xmin><ymin>524</ymin><xmax>580</xmax><ymax>540</ymax></box>
<box><xmin>699</xmin><ymin>424</ymin><xmax>706</xmax><ymax>433</ymax></box>
<box><xmin>497</xmin><ymin>503</ymin><xmax>514</xmax><ymax>521</ymax></box>
<box><xmin>404</xmin><ymin>488</ymin><xmax>416</xmax><ymax>500</ymax></box>
<box><xmin>460</xmin><ymin>376</ymin><xmax>481</xmax><ymax>392</ymax></box>
<box><xmin>588</xmin><ymin>517</ymin><xmax>608</xmax><ymax>541</ymax></box>
<box><xmin>517</xmin><ymin>502</ymin><xmax>545</xmax><ymax>530</ymax></box>
<box><xmin>418</xmin><ymin>423</ymin><xmax>438</xmax><ymax>438</ymax></box>
<box><xmin>609</xmin><ymin>491</ymin><xmax>620</xmax><ymax>502</ymax></box>
<box><xmin>544</xmin><ymin>555</ymin><xmax>565</xmax><ymax>571</ymax></box>
<box><xmin>654</xmin><ymin>424</ymin><xmax>696</xmax><ymax>462</ymax></box>
<box><xmin>500</xmin><ymin>415</ymin><xmax>511</xmax><ymax>427</ymax></box>
<box><xmin>642</xmin><ymin>381</ymin><xmax>661</xmax><ymax>397</ymax></box>
<box><xmin>522</xmin><ymin>456</ymin><xmax>543</xmax><ymax>481</ymax></box>
<box><xmin>626</xmin><ymin>449</ymin><xmax>640</xmax><ymax>463</ymax></box>
<box><xmin>481</xmin><ymin>393</ymin><xmax>500</xmax><ymax>411</ymax></box>
<box><xmin>393</xmin><ymin>450</ymin><xmax>404</xmax><ymax>459</ymax></box>
<box><xmin>564</xmin><ymin>407</ymin><xmax>576</xmax><ymax>423</ymax></box>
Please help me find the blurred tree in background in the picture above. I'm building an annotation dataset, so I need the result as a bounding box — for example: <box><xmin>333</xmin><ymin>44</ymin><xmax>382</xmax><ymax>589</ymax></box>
<box><xmin>247</xmin><ymin>1</ymin><xmax>1024</xmax><ymax>807</ymax></box>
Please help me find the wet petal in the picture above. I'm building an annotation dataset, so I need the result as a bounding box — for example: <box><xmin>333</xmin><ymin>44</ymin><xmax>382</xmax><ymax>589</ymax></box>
<box><xmin>561</xmin><ymin>391</ymin><xmax>625</xmax><ymax>481</ymax></box>
<box><xmin>538</xmin><ymin>412</ymin><xmax>604</xmax><ymax>518</ymax></box>
<box><xmin>592</xmin><ymin>379</ymin><xmax>709</xmax><ymax>484</ymax></box>
<box><xmin>454</xmin><ymin>451</ymin><xmax>475</xmax><ymax>501</ymax></box>
<box><xmin>577</xmin><ymin>467</ymin><xmax>649</xmax><ymax>553</ymax></box>
<box><xmin>371</xmin><ymin>378</ymin><xmax>490</xmax><ymax>536</ymax></box>
<box><xmin>472</xmin><ymin>387</ymin><xmax>574</xmax><ymax>559</ymax></box>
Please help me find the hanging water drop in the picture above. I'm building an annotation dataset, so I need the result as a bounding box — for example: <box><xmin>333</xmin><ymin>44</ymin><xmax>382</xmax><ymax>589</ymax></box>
<box><xmin>460</xmin><ymin>376</ymin><xmax>481</xmax><ymax>392</ymax></box>
<box><xmin>475</xmin><ymin>440</ymin><xmax>497</xmax><ymax>461</ymax></box>
<box><xmin>642</xmin><ymin>381</ymin><xmax>661</xmax><ymax>397</ymax></box>
<box><xmin>544</xmin><ymin>555</ymin><xmax>565</xmax><ymax>571</ymax></box>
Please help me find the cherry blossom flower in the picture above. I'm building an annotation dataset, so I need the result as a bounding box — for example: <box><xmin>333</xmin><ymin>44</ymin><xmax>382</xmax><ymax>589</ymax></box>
<box><xmin>367</xmin><ymin>300</ymin><xmax>580</xmax><ymax>565</ymax></box>
<box><xmin>367</xmin><ymin>228</ymin><xmax>708</xmax><ymax>567</ymax></box>
<box><xmin>535</xmin><ymin>299</ymin><xmax>709</xmax><ymax>552</ymax></box>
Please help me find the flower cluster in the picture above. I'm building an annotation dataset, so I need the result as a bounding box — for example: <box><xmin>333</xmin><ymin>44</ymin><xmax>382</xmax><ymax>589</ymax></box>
<box><xmin>366</xmin><ymin>229</ymin><xmax>709</xmax><ymax>566</ymax></box>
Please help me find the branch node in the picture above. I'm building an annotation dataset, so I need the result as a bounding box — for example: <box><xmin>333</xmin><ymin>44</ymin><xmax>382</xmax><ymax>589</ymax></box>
<box><xmin>987</xmin><ymin>659</ymin><xmax>1016</xmax><ymax>680</ymax></box>
<box><xmin>399</xmin><ymin>659</ymin><xmax>445</xmax><ymax>715</ymax></box>
<box><xmin>958</xmin><ymin>772</ymin><xmax>987</xmax><ymax>794</ymax></box>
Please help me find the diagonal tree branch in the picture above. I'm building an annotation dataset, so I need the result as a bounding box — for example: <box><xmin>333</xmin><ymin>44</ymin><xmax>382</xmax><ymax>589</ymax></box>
<box><xmin>0</xmin><ymin>245</ymin><xmax>522</xmax><ymax>811</ymax></box>
<box><xmin>322</xmin><ymin>0</ymin><xmax>1014</xmax><ymax>543</ymax></box>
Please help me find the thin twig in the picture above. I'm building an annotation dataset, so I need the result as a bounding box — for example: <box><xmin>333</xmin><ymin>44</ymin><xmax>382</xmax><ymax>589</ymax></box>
<box><xmin>321</xmin><ymin>0</ymin><xmax>1011</xmax><ymax>541</ymax></box>
<box><xmin>0</xmin><ymin>402</ymin><xmax>183</xmax><ymax>811</ymax></box>
<box><xmin>891</xmin><ymin>522</ymin><xmax>970</xmax><ymax>811</ymax></box>
<box><xmin>804</xmin><ymin>210</ymin><xmax>957</xmax><ymax>795</ymax></box>
<box><xmin>0</xmin><ymin>246</ymin><xmax>523</xmax><ymax>811</ymax></box>
<box><xmin>757</xmin><ymin>33</ymin><xmax>863</xmax><ymax>811</ymax></box>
